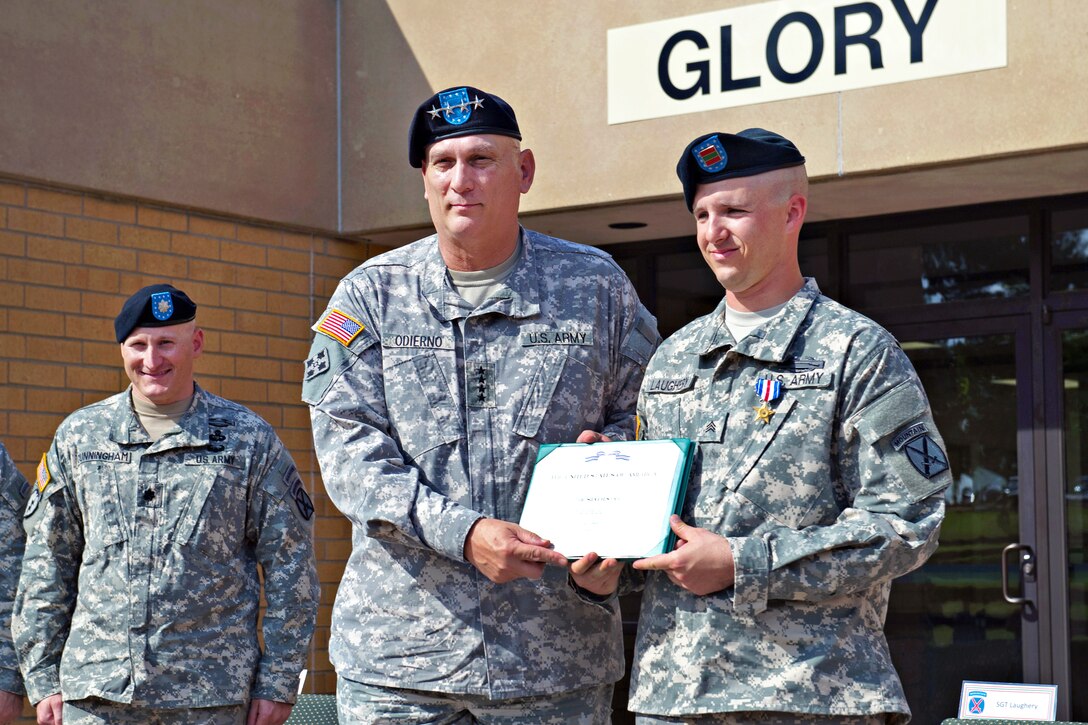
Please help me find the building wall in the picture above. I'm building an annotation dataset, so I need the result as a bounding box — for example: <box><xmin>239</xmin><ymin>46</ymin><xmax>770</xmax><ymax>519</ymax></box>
<box><xmin>343</xmin><ymin>0</ymin><xmax>1088</xmax><ymax>234</ymax></box>
<box><xmin>0</xmin><ymin>176</ymin><xmax>383</xmax><ymax>721</ymax></box>
<box><xmin>0</xmin><ymin>0</ymin><xmax>338</xmax><ymax>232</ymax></box>
<box><xmin>5</xmin><ymin>1</ymin><xmax>1085</xmax><ymax>242</ymax></box>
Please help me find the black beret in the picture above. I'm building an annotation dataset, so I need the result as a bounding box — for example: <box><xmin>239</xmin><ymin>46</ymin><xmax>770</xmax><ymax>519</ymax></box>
<box><xmin>114</xmin><ymin>284</ymin><xmax>197</xmax><ymax>343</ymax></box>
<box><xmin>676</xmin><ymin>128</ymin><xmax>806</xmax><ymax>211</ymax></box>
<box><xmin>408</xmin><ymin>85</ymin><xmax>521</xmax><ymax>168</ymax></box>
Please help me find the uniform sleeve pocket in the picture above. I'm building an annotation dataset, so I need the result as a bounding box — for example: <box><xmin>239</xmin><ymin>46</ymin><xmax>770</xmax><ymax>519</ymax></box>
<box><xmin>621</xmin><ymin>307</ymin><xmax>660</xmax><ymax>367</ymax></box>
<box><xmin>849</xmin><ymin>380</ymin><xmax>928</xmax><ymax>444</ymax></box>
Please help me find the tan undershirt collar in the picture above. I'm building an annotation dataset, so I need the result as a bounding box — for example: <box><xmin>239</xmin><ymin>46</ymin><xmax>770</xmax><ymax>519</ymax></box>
<box><xmin>131</xmin><ymin>391</ymin><xmax>193</xmax><ymax>442</ymax></box>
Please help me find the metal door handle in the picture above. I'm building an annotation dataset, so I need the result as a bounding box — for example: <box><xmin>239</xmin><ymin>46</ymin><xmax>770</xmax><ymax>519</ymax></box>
<box><xmin>1001</xmin><ymin>543</ymin><xmax>1035</xmax><ymax>606</ymax></box>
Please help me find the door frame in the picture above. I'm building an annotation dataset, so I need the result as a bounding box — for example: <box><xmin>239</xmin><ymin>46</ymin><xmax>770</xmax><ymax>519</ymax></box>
<box><xmin>1042</xmin><ymin>306</ymin><xmax>1088</xmax><ymax>718</ymax></box>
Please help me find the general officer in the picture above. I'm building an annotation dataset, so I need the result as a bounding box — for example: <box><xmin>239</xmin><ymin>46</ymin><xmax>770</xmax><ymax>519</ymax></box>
<box><xmin>0</xmin><ymin>441</ymin><xmax>29</xmax><ymax>725</ymax></box>
<box><xmin>14</xmin><ymin>284</ymin><xmax>319</xmax><ymax>725</ymax></box>
<box><xmin>304</xmin><ymin>85</ymin><xmax>659</xmax><ymax>724</ymax></box>
<box><xmin>580</xmin><ymin>130</ymin><xmax>952</xmax><ymax>724</ymax></box>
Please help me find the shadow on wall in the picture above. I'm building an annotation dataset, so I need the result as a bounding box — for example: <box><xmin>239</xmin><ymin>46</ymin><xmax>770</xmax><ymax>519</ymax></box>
<box><xmin>340</xmin><ymin>0</ymin><xmax>433</xmax><ymax>236</ymax></box>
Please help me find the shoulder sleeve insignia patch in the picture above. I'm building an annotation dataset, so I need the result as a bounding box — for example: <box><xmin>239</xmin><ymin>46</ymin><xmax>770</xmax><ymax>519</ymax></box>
<box><xmin>304</xmin><ymin>348</ymin><xmax>331</xmax><ymax>381</ymax></box>
<box><xmin>35</xmin><ymin>453</ymin><xmax>51</xmax><ymax>492</ymax></box>
<box><xmin>903</xmin><ymin>434</ymin><xmax>949</xmax><ymax>479</ymax></box>
<box><xmin>25</xmin><ymin>453</ymin><xmax>53</xmax><ymax>518</ymax></box>
<box><xmin>282</xmin><ymin>464</ymin><xmax>314</xmax><ymax>521</ymax></box>
<box><xmin>314</xmin><ymin>308</ymin><xmax>365</xmax><ymax>347</ymax></box>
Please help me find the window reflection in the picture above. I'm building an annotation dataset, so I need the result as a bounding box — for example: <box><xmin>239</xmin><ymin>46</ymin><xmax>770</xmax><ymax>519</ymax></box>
<box><xmin>653</xmin><ymin>249</ymin><xmax>722</xmax><ymax>338</ymax></box>
<box><xmin>848</xmin><ymin>217</ymin><xmax>1030</xmax><ymax>308</ymax></box>
<box><xmin>1051</xmin><ymin>208</ymin><xmax>1088</xmax><ymax>293</ymax></box>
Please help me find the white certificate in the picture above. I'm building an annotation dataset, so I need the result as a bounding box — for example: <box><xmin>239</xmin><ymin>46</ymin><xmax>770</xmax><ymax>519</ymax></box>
<box><xmin>518</xmin><ymin>439</ymin><xmax>693</xmax><ymax>560</ymax></box>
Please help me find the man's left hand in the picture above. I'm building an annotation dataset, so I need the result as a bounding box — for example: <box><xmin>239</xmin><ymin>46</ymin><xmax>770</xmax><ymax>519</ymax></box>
<box><xmin>246</xmin><ymin>698</ymin><xmax>292</xmax><ymax>725</ymax></box>
<box><xmin>632</xmin><ymin>515</ymin><xmax>735</xmax><ymax>595</ymax></box>
<box><xmin>570</xmin><ymin>552</ymin><xmax>623</xmax><ymax>596</ymax></box>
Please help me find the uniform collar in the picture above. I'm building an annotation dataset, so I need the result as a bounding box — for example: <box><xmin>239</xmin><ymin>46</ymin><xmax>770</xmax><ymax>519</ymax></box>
<box><xmin>422</xmin><ymin>226</ymin><xmax>542</xmax><ymax>321</ymax></box>
<box><xmin>692</xmin><ymin>278</ymin><xmax>821</xmax><ymax>363</ymax></box>
<box><xmin>110</xmin><ymin>383</ymin><xmax>211</xmax><ymax>450</ymax></box>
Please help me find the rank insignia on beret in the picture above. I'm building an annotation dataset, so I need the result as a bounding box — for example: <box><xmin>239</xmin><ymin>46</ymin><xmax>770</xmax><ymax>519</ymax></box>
<box><xmin>151</xmin><ymin>291</ymin><xmax>174</xmax><ymax>321</ymax></box>
<box><xmin>35</xmin><ymin>453</ymin><xmax>51</xmax><ymax>493</ymax></box>
<box><xmin>434</xmin><ymin>87</ymin><xmax>478</xmax><ymax>126</ymax></box>
<box><xmin>694</xmin><ymin>135</ymin><xmax>728</xmax><ymax>173</ymax></box>
<box><xmin>315</xmin><ymin>308</ymin><xmax>364</xmax><ymax>347</ymax></box>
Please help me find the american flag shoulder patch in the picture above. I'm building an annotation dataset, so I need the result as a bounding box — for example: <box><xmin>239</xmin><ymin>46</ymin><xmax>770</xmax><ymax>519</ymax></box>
<box><xmin>314</xmin><ymin>308</ymin><xmax>365</xmax><ymax>346</ymax></box>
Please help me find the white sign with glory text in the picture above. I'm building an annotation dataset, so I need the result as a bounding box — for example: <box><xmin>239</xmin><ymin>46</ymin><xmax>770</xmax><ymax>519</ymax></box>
<box><xmin>607</xmin><ymin>0</ymin><xmax>1007</xmax><ymax>123</ymax></box>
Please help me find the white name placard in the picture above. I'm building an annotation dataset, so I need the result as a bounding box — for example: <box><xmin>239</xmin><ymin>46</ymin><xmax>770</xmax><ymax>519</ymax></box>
<box><xmin>607</xmin><ymin>0</ymin><xmax>1007</xmax><ymax>123</ymax></box>
<box><xmin>957</xmin><ymin>681</ymin><xmax>1058</xmax><ymax>720</ymax></box>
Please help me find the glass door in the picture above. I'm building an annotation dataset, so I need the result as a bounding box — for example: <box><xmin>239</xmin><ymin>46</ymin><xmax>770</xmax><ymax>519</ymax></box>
<box><xmin>884</xmin><ymin>315</ymin><xmax>1038</xmax><ymax>724</ymax></box>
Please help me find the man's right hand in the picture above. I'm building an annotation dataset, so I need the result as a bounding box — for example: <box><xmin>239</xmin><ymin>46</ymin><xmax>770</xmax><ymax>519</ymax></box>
<box><xmin>464</xmin><ymin>518</ymin><xmax>568</xmax><ymax>583</ymax></box>
<box><xmin>35</xmin><ymin>693</ymin><xmax>62</xmax><ymax>725</ymax></box>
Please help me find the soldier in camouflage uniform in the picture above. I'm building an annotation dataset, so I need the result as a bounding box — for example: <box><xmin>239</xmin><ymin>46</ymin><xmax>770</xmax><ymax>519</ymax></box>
<box><xmin>304</xmin><ymin>86</ymin><xmax>659</xmax><ymax>724</ymax></box>
<box><xmin>579</xmin><ymin>130</ymin><xmax>952</xmax><ymax>724</ymax></box>
<box><xmin>14</xmin><ymin>284</ymin><xmax>319</xmax><ymax>725</ymax></box>
<box><xmin>0</xmin><ymin>442</ymin><xmax>29</xmax><ymax>725</ymax></box>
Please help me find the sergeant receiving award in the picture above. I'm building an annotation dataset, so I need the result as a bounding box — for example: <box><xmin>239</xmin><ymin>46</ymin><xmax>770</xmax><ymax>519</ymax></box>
<box><xmin>519</xmin><ymin>439</ymin><xmax>694</xmax><ymax>560</ymax></box>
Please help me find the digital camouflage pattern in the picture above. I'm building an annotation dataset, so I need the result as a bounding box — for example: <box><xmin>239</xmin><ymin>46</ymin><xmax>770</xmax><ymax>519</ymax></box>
<box><xmin>13</xmin><ymin>385</ymin><xmax>319</xmax><ymax>708</ymax></box>
<box><xmin>337</xmin><ymin>677</ymin><xmax>613</xmax><ymax>724</ymax></box>
<box><xmin>304</xmin><ymin>228</ymin><xmax>659</xmax><ymax>699</ymax></box>
<box><xmin>62</xmin><ymin>699</ymin><xmax>247</xmax><ymax>725</ymax></box>
<box><xmin>630</xmin><ymin>280</ymin><xmax>950</xmax><ymax>723</ymax></box>
<box><xmin>0</xmin><ymin>442</ymin><xmax>29</xmax><ymax>696</ymax></box>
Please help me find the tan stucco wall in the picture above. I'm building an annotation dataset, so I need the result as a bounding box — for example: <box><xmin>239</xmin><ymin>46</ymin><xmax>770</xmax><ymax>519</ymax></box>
<box><xmin>0</xmin><ymin>0</ymin><xmax>338</xmax><ymax>231</ymax></box>
<box><xmin>3</xmin><ymin>1</ymin><xmax>1086</xmax><ymax>239</ymax></box>
<box><xmin>355</xmin><ymin>0</ymin><xmax>1087</xmax><ymax>231</ymax></box>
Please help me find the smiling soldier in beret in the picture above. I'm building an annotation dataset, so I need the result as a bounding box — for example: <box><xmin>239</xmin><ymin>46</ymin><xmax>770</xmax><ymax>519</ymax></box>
<box><xmin>577</xmin><ymin>130</ymin><xmax>952</xmax><ymax>724</ymax></box>
<box><xmin>14</xmin><ymin>283</ymin><xmax>318</xmax><ymax>725</ymax></box>
<box><xmin>304</xmin><ymin>86</ymin><xmax>660</xmax><ymax>723</ymax></box>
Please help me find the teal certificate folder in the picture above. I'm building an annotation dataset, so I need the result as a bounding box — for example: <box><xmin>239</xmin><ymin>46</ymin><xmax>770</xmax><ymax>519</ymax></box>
<box><xmin>518</xmin><ymin>438</ymin><xmax>695</xmax><ymax>560</ymax></box>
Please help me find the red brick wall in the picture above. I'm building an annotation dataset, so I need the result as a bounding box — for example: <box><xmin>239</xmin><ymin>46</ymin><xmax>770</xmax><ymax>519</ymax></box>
<box><xmin>0</xmin><ymin>177</ymin><xmax>386</xmax><ymax>720</ymax></box>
